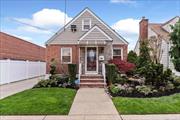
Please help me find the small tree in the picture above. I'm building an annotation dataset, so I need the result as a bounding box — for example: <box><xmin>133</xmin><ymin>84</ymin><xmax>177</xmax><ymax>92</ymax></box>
<box><xmin>49</xmin><ymin>58</ymin><xmax>57</xmax><ymax>79</ymax></box>
<box><xmin>169</xmin><ymin>20</ymin><xmax>180</xmax><ymax>71</ymax></box>
<box><xmin>137</xmin><ymin>40</ymin><xmax>152</xmax><ymax>68</ymax></box>
<box><xmin>127</xmin><ymin>50</ymin><xmax>138</xmax><ymax>64</ymax></box>
<box><xmin>149</xmin><ymin>35</ymin><xmax>163</xmax><ymax>63</ymax></box>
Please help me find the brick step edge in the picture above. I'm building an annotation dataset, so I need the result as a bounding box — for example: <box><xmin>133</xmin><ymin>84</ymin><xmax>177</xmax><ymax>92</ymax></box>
<box><xmin>80</xmin><ymin>80</ymin><xmax>104</xmax><ymax>83</ymax></box>
<box><xmin>80</xmin><ymin>84</ymin><xmax>105</xmax><ymax>88</ymax></box>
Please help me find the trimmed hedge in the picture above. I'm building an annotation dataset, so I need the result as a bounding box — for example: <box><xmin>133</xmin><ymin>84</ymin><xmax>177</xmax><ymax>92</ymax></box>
<box><xmin>68</xmin><ymin>64</ymin><xmax>77</xmax><ymax>85</ymax></box>
<box><xmin>106</xmin><ymin>64</ymin><xmax>116</xmax><ymax>85</ymax></box>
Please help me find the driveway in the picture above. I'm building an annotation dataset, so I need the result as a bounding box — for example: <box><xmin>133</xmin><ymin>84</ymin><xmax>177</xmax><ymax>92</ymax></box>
<box><xmin>0</xmin><ymin>76</ymin><xmax>44</xmax><ymax>99</ymax></box>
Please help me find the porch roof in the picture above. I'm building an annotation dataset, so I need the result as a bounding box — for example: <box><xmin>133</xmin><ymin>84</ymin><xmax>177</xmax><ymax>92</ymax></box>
<box><xmin>79</xmin><ymin>26</ymin><xmax>113</xmax><ymax>42</ymax></box>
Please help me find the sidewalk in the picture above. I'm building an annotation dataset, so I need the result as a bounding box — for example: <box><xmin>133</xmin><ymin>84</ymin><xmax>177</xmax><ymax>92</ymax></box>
<box><xmin>1</xmin><ymin>114</ymin><xmax>180</xmax><ymax>120</ymax></box>
<box><xmin>0</xmin><ymin>76</ymin><xmax>44</xmax><ymax>99</ymax></box>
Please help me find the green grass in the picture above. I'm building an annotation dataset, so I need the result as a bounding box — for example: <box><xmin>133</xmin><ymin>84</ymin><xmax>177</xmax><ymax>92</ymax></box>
<box><xmin>0</xmin><ymin>88</ymin><xmax>76</xmax><ymax>115</ymax></box>
<box><xmin>113</xmin><ymin>93</ymin><xmax>180</xmax><ymax>114</ymax></box>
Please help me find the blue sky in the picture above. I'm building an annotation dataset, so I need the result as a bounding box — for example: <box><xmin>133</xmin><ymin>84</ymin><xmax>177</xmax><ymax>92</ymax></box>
<box><xmin>1</xmin><ymin>0</ymin><xmax>180</xmax><ymax>50</ymax></box>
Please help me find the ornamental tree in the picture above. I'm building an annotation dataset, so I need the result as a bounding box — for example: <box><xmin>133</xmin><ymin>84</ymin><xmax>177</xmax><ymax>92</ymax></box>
<box><xmin>169</xmin><ymin>20</ymin><xmax>180</xmax><ymax>72</ymax></box>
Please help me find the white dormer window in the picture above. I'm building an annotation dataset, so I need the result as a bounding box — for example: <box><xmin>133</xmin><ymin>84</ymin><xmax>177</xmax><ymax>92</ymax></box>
<box><xmin>82</xmin><ymin>19</ymin><xmax>91</xmax><ymax>31</ymax></box>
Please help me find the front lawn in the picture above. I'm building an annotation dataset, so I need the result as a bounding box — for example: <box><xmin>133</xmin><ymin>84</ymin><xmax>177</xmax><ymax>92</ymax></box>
<box><xmin>113</xmin><ymin>93</ymin><xmax>180</xmax><ymax>114</ymax></box>
<box><xmin>0</xmin><ymin>88</ymin><xmax>76</xmax><ymax>115</ymax></box>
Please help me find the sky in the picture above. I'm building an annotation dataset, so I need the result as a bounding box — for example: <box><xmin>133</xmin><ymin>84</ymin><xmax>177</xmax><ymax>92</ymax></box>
<box><xmin>1</xmin><ymin>0</ymin><xmax>180</xmax><ymax>50</ymax></box>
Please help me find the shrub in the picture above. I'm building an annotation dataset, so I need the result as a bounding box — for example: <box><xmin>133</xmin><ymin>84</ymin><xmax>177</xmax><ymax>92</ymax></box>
<box><xmin>109</xmin><ymin>85</ymin><xmax>120</xmax><ymax>95</ymax></box>
<box><xmin>136</xmin><ymin>85</ymin><xmax>152</xmax><ymax>96</ymax></box>
<box><xmin>109</xmin><ymin>58</ymin><xmax>135</xmax><ymax>73</ymax></box>
<box><xmin>127</xmin><ymin>50</ymin><xmax>138</xmax><ymax>64</ymax></box>
<box><xmin>106</xmin><ymin>64</ymin><xmax>116</xmax><ymax>85</ymax></box>
<box><xmin>68</xmin><ymin>64</ymin><xmax>77</xmax><ymax>85</ymax></box>
<box><xmin>49</xmin><ymin>58</ymin><xmax>57</xmax><ymax>79</ymax></box>
<box><xmin>33</xmin><ymin>79</ymin><xmax>58</xmax><ymax>88</ymax></box>
<box><xmin>114</xmin><ymin>74</ymin><xmax>128</xmax><ymax>84</ymax></box>
<box><xmin>173</xmin><ymin>76</ymin><xmax>180</xmax><ymax>87</ymax></box>
<box><xmin>165</xmin><ymin>82</ymin><xmax>175</xmax><ymax>91</ymax></box>
<box><xmin>33</xmin><ymin>74</ymin><xmax>73</xmax><ymax>88</ymax></box>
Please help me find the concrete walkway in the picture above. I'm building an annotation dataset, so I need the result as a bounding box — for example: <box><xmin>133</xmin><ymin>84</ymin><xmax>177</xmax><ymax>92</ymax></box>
<box><xmin>0</xmin><ymin>76</ymin><xmax>44</xmax><ymax>99</ymax></box>
<box><xmin>68</xmin><ymin>88</ymin><xmax>122</xmax><ymax>120</ymax></box>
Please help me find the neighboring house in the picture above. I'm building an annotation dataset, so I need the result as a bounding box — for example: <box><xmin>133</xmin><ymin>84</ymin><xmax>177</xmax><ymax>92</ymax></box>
<box><xmin>0</xmin><ymin>32</ymin><xmax>46</xmax><ymax>84</ymax></box>
<box><xmin>134</xmin><ymin>16</ymin><xmax>180</xmax><ymax>75</ymax></box>
<box><xmin>46</xmin><ymin>8</ymin><xmax>128</xmax><ymax>87</ymax></box>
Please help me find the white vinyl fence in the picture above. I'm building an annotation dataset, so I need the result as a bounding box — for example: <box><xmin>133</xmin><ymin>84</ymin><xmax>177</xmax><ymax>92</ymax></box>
<box><xmin>0</xmin><ymin>59</ymin><xmax>46</xmax><ymax>85</ymax></box>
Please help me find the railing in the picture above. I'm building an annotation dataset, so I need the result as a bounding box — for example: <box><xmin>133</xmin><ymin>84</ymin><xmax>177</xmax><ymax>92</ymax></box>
<box><xmin>102</xmin><ymin>62</ymin><xmax>106</xmax><ymax>87</ymax></box>
<box><xmin>79</xmin><ymin>63</ymin><xmax>82</xmax><ymax>83</ymax></box>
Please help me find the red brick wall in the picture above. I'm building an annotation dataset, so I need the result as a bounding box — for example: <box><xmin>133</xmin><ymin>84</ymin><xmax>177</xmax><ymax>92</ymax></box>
<box><xmin>113</xmin><ymin>44</ymin><xmax>128</xmax><ymax>61</ymax></box>
<box><xmin>139</xmin><ymin>17</ymin><xmax>148</xmax><ymax>41</ymax></box>
<box><xmin>46</xmin><ymin>44</ymin><xmax>79</xmax><ymax>74</ymax></box>
<box><xmin>0</xmin><ymin>32</ymin><xmax>45</xmax><ymax>61</ymax></box>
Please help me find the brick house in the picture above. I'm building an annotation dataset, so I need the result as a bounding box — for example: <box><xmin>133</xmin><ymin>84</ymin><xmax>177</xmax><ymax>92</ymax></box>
<box><xmin>46</xmin><ymin>8</ymin><xmax>128</xmax><ymax>87</ymax></box>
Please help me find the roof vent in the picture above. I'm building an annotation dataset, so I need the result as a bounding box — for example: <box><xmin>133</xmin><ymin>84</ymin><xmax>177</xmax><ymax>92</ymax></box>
<box><xmin>71</xmin><ymin>25</ymin><xmax>77</xmax><ymax>32</ymax></box>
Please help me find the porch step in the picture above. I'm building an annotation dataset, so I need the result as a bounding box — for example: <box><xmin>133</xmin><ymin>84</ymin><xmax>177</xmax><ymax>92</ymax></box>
<box><xmin>81</xmin><ymin>75</ymin><xmax>103</xmax><ymax>79</ymax></box>
<box><xmin>80</xmin><ymin>74</ymin><xmax>106</xmax><ymax>88</ymax></box>
<box><xmin>81</xmin><ymin>79</ymin><xmax>104</xmax><ymax>83</ymax></box>
<box><xmin>80</xmin><ymin>83</ymin><xmax>105</xmax><ymax>88</ymax></box>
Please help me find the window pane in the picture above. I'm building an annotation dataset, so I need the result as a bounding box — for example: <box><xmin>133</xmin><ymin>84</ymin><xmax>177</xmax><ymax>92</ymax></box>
<box><xmin>62</xmin><ymin>48</ymin><xmax>70</xmax><ymax>56</ymax></box>
<box><xmin>113</xmin><ymin>49</ymin><xmax>121</xmax><ymax>56</ymax></box>
<box><xmin>62</xmin><ymin>56</ymin><xmax>70</xmax><ymax>62</ymax></box>
<box><xmin>84</xmin><ymin>25</ymin><xmax>90</xmax><ymax>29</ymax></box>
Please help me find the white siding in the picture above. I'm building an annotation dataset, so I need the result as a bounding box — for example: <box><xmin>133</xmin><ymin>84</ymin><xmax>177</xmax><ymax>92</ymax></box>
<box><xmin>160</xmin><ymin>40</ymin><xmax>169</xmax><ymax>68</ymax></box>
<box><xmin>0</xmin><ymin>60</ymin><xmax>46</xmax><ymax>85</ymax></box>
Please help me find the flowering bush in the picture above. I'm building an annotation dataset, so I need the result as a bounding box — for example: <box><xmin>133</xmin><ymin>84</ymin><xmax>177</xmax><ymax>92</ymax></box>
<box><xmin>109</xmin><ymin>58</ymin><xmax>135</xmax><ymax>73</ymax></box>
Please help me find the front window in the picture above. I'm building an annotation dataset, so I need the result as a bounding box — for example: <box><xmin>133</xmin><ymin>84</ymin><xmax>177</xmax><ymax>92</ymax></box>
<box><xmin>113</xmin><ymin>48</ymin><xmax>122</xmax><ymax>59</ymax></box>
<box><xmin>61</xmin><ymin>48</ymin><xmax>72</xmax><ymax>63</ymax></box>
<box><xmin>82</xmin><ymin>19</ymin><xmax>91</xmax><ymax>31</ymax></box>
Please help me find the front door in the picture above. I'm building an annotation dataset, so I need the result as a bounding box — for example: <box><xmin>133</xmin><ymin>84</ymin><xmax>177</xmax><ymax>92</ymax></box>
<box><xmin>85</xmin><ymin>47</ymin><xmax>98</xmax><ymax>74</ymax></box>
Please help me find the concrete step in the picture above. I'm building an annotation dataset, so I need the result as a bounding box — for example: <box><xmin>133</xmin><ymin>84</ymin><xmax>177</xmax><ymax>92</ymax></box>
<box><xmin>80</xmin><ymin>82</ymin><xmax>105</xmax><ymax>88</ymax></box>
<box><xmin>81</xmin><ymin>75</ymin><xmax>103</xmax><ymax>79</ymax></box>
<box><xmin>80</xmin><ymin>79</ymin><xmax>104</xmax><ymax>83</ymax></box>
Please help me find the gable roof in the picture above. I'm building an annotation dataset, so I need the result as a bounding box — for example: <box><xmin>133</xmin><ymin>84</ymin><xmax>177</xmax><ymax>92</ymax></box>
<box><xmin>162</xmin><ymin>16</ymin><xmax>180</xmax><ymax>26</ymax></box>
<box><xmin>149</xmin><ymin>23</ymin><xmax>169</xmax><ymax>41</ymax></box>
<box><xmin>79</xmin><ymin>25</ymin><xmax>112</xmax><ymax>41</ymax></box>
<box><xmin>45</xmin><ymin>7</ymin><xmax>128</xmax><ymax>45</ymax></box>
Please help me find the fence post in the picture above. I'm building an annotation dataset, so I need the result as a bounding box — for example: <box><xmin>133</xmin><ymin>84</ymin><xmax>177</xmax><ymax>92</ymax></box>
<box><xmin>26</xmin><ymin>60</ymin><xmax>29</xmax><ymax>79</ymax></box>
<box><xmin>7</xmin><ymin>59</ymin><xmax>10</xmax><ymax>83</ymax></box>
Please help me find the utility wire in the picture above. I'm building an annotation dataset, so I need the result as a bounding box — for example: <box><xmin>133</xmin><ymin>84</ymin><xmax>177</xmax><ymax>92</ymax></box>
<box><xmin>8</xmin><ymin>17</ymin><xmax>56</xmax><ymax>34</ymax></box>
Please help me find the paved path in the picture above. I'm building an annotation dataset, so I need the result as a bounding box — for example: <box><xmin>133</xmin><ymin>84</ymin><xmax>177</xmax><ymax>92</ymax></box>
<box><xmin>68</xmin><ymin>88</ymin><xmax>122</xmax><ymax>120</ymax></box>
<box><xmin>0</xmin><ymin>76</ymin><xmax>44</xmax><ymax>99</ymax></box>
<box><xmin>1</xmin><ymin>114</ymin><xmax>180</xmax><ymax>120</ymax></box>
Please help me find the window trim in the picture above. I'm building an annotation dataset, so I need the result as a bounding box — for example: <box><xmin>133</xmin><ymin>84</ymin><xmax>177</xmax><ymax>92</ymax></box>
<box><xmin>82</xmin><ymin>18</ymin><xmax>91</xmax><ymax>31</ymax></box>
<box><xmin>61</xmin><ymin>47</ymin><xmax>72</xmax><ymax>64</ymax></box>
<box><xmin>113</xmin><ymin>47</ymin><xmax>123</xmax><ymax>60</ymax></box>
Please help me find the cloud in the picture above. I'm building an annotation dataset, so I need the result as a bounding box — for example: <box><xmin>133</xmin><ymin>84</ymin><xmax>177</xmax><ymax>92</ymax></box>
<box><xmin>15</xmin><ymin>8</ymin><xmax>72</xmax><ymax>28</ymax></box>
<box><xmin>112</xmin><ymin>18</ymin><xmax>140</xmax><ymax>51</ymax></box>
<box><xmin>110</xmin><ymin>0</ymin><xmax>136</xmax><ymax>4</ymax></box>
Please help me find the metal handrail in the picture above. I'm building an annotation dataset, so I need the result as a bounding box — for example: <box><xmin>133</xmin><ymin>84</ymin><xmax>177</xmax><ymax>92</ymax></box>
<box><xmin>79</xmin><ymin>63</ymin><xmax>82</xmax><ymax>83</ymax></box>
<box><xmin>102</xmin><ymin>62</ymin><xmax>106</xmax><ymax>87</ymax></box>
